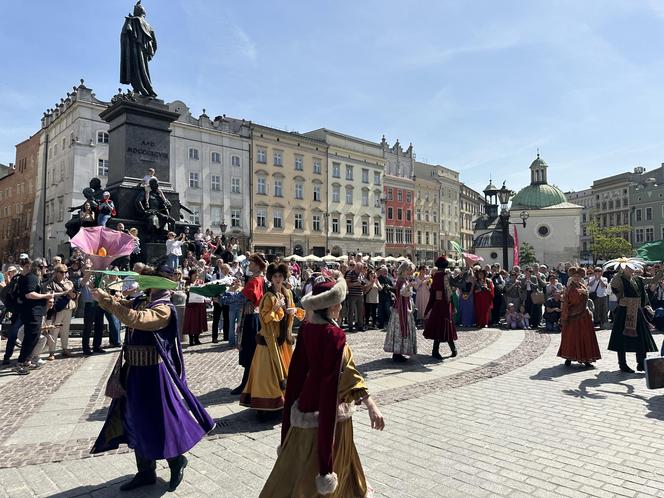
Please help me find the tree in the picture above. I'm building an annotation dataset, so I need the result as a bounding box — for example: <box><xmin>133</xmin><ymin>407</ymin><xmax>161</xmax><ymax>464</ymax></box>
<box><xmin>587</xmin><ymin>221</ymin><xmax>633</xmax><ymax>263</ymax></box>
<box><xmin>519</xmin><ymin>242</ymin><xmax>538</xmax><ymax>266</ymax></box>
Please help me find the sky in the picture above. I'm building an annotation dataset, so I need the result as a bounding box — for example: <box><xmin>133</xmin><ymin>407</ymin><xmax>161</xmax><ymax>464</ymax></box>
<box><xmin>1</xmin><ymin>0</ymin><xmax>664</xmax><ymax>195</ymax></box>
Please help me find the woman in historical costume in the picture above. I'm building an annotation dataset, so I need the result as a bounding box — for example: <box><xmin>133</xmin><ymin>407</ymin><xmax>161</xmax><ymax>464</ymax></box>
<box><xmin>260</xmin><ymin>273</ymin><xmax>385</xmax><ymax>498</ymax></box>
<box><xmin>473</xmin><ymin>269</ymin><xmax>494</xmax><ymax>328</ymax></box>
<box><xmin>423</xmin><ymin>256</ymin><xmax>458</xmax><ymax>360</ymax></box>
<box><xmin>414</xmin><ymin>265</ymin><xmax>431</xmax><ymax>326</ymax></box>
<box><xmin>457</xmin><ymin>269</ymin><xmax>476</xmax><ymax>327</ymax></box>
<box><xmin>240</xmin><ymin>263</ymin><xmax>303</xmax><ymax>412</ymax></box>
<box><xmin>557</xmin><ymin>267</ymin><xmax>602</xmax><ymax>367</ymax></box>
<box><xmin>384</xmin><ymin>261</ymin><xmax>418</xmax><ymax>362</ymax></box>
<box><xmin>91</xmin><ymin>264</ymin><xmax>214</xmax><ymax>492</ymax></box>
<box><xmin>183</xmin><ymin>268</ymin><xmax>207</xmax><ymax>346</ymax></box>
<box><xmin>605</xmin><ymin>257</ymin><xmax>662</xmax><ymax>373</ymax></box>
<box><xmin>231</xmin><ymin>253</ymin><xmax>267</xmax><ymax>395</ymax></box>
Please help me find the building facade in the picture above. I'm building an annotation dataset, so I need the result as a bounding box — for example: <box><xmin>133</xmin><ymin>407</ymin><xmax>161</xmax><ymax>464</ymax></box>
<box><xmin>249</xmin><ymin>124</ymin><xmax>328</xmax><ymax>257</ymax></box>
<box><xmin>459</xmin><ymin>183</ymin><xmax>484</xmax><ymax>251</ymax></box>
<box><xmin>630</xmin><ymin>179</ymin><xmax>664</xmax><ymax>248</ymax></box>
<box><xmin>0</xmin><ymin>134</ymin><xmax>39</xmax><ymax>261</ymax></box>
<box><xmin>565</xmin><ymin>188</ymin><xmax>594</xmax><ymax>262</ymax></box>
<box><xmin>304</xmin><ymin>129</ymin><xmax>385</xmax><ymax>256</ymax></box>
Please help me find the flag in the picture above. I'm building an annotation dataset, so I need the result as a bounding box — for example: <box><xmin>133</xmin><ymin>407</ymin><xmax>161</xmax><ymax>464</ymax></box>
<box><xmin>513</xmin><ymin>225</ymin><xmax>519</xmax><ymax>267</ymax></box>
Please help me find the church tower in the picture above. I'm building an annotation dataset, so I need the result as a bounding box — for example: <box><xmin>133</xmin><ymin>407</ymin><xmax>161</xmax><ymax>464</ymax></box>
<box><xmin>530</xmin><ymin>153</ymin><xmax>548</xmax><ymax>185</ymax></box>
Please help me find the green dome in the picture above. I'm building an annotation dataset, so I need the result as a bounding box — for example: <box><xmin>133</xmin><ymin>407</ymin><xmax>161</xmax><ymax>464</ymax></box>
<box><xmin>511</xmin><ymin>183</ymin><xmax>567</xmax><ymax>209</ymax></box>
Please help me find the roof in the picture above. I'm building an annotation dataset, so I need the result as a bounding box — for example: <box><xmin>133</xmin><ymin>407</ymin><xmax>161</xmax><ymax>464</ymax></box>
<box><xmin>511</xmin><ymin>183</ymin><xmax>568</xmax><ymax>209</ymax></box>
<box><xmin>473</xmin><ymin>230</ymin><xmax>514</xmax><ymax>249</ymax></box>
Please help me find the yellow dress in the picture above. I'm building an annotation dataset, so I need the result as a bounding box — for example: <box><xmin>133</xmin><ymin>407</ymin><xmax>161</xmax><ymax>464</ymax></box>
<box><xmin>240</xmin><ymin>288</ymin><xmax>299</xmax><ymax>410</ymax></box>
<box><xmin>260</xmin><ymin>344</ymin><xmax>370</xmax><ymax>498</ymax></box>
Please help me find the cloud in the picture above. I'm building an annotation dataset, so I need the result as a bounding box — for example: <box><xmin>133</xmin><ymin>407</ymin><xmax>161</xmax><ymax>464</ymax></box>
<box><xmin>231</xmin><ymin>25</ymin><xmax>257</xmax><ymax>61</ymax></box>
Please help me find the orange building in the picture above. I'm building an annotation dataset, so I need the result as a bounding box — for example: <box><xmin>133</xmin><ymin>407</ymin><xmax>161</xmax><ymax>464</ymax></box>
<box><xmin>0</xmin><ymin>132</ymin><xmax>40</xmax><ymax>262</ymax></box>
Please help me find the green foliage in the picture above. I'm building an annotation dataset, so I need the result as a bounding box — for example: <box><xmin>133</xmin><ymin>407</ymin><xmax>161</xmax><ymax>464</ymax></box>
<box><xmin>519</xmin><ymin>242</ymin><xmax>538</xmax><ymax>266</ymax></box>
<box><xmin>587</xmin><ymin>221</ymin><xmax>633</xmax><ymax>263</ymax></box>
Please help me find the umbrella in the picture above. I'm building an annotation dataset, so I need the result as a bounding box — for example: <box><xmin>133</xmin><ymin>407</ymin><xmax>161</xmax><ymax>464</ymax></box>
<box><xmin>93</xmin><ymin>270</ymin><xmax>139</xmax><ymax>277</ymax></box>
<box><xmin>70</xmin><ymin>226</ymin><xmax>137</xmax><ymax>270</ymax></box>
<box><xmin>321</xmin><ymin>254</ymin><xmax>337</xmax><ymax>262</ymax></box>
<box><xmin>337</xmin><ymin>255</ymin><xmax>348</xmax><ymax>261</ymax></box>
<box><xmin>304</xmin><ymin>254</ymin><xmax>322</xmax><ymax>262</ymax></box>
<box><xmin>132</xmin><ymin>275</ymin><xmax>179</xmax><ymax>291</ymax></box>
<box><xmin>636</xmin><ymin>240</ymin><xmax>664</xmax><ymax>264</ymax></box>
<box><xmin>189</xmin><ymin>283</ymin><xmax>227</xmax><ymax>298</ymax></box>
<box><xmin>384</xmin><ymin>256</ymin><xmax>397</xmax><ymax>262</ymax></box>
<box><xmin>463</xmin><ymin>252</ymin><xmax>484</xmax><ymax>267</ymax></box>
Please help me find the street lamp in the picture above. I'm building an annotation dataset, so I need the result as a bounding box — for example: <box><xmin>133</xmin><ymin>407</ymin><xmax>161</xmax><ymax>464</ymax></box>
<box><xmin>497</xmin><ymin>182</ymin><xmax>528</xmax><ymax>269</ymax></box>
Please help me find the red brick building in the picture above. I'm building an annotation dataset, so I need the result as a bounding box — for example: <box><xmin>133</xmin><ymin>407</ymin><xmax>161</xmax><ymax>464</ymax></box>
<box><xmin>0</xmin><ymin>133</ymin><xmax>40</xmax><ymax>262</ymax></box>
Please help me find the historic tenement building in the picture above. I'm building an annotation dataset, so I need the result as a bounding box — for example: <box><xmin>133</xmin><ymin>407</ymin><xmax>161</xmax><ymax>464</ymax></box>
<box><xmin>459</xmin><ymin>183</ymin><xmax>484</xmax><ymax>252</ymax></box>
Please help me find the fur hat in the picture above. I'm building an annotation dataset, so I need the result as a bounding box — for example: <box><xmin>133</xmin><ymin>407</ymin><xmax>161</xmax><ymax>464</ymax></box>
<box><xmin>435</xmin><ymin>255</ymin><xmax>449</xmax><ymax>270</ymax></box>
<box><xmin>266</xmin><ymin>262</ymin><xmax>290</xmax><ymax>281</ymax></box>
<box><xmin>301</xmin><ymin>274</ymin><xmax>347</xmax><ymax>311</ymax></box>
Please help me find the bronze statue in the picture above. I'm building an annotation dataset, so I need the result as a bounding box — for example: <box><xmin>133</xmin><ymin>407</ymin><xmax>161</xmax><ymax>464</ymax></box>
<box><xmin>136</xmin><ymin>178</ymin><xmax>174</xmax><ymax>236</ymax></box>
<box><xmin>65</xmin><ymin>178</ymin><xmax>105</xmax><ymax>237</ymax></box>
<box><xmin>120</xmin><ymin>1</ymin><xmax>157</xmax><ymax>97</ymax></box>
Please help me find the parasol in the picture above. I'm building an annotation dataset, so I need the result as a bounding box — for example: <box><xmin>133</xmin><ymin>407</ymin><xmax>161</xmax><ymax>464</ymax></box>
<box><xmin>304</xmin><ymin>254</ymin><xmax>322</xmax><ymax>262</ymax></box>
<box><xmin>636</xmin><ymin>241</ymin><xmax>664</xmax><ymax>264</ymax></box>
<box><xmin>70</xmin><ymin>226</ymin><xmax>137</xmax><ymax>270</ymax></box>
<box><xmin>189</xmin><ymin>283</ymin><xmax>227</xmax><ymax>298</ymax></box>
<box><xmin>133</xmin><ymin>275</ymin><xmax>179</xmax><ymax>291</ymax></box>
<box><xmin>463</xmin><ymin>253</ymin><xmax>484</xmax><ymax>267</ymax></box>
<box><xmin>321</xmin><ymin>254</ymin><xmax>338</xmax><ymax>262</ymax></box>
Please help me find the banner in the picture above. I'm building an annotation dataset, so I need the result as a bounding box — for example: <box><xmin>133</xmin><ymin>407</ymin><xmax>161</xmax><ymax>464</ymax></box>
<box><xmin>513</xmin><ymin>225</ymin><xmax>519</xmax><ymax>267</ymax></box>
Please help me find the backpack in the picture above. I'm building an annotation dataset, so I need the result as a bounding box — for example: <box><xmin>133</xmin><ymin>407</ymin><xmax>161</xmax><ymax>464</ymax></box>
<box><xmin>0</xmin><ymin>275</ymin><xmax>22</xmax><ymax>313</ymax></box>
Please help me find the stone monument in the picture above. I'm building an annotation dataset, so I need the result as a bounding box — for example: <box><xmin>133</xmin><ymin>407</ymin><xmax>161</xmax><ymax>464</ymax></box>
<box><xmin>99</xmin><ymin>1</ymin><xmax>192</xmax><ymax>261</ymax></box>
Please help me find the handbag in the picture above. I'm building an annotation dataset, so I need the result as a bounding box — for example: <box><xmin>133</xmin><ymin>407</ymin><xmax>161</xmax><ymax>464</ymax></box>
<box><xmin>104</xmin><ymin>350</ymin><xmax>126</xmax><ymax>399</ymax></box>
<box><xmin>645</xmin><ymin>357</ymin><xmax>664</xmax><ymax>389</ymax></box>
<box><xmin>589</xmin><ymin>280</ymin><xmax>600</xmax><ymax>300</ymax></box>
<box><xmin>531</xmin><ymin>290</ymin><xmax>545</xmax><ymax>305</ymax></box>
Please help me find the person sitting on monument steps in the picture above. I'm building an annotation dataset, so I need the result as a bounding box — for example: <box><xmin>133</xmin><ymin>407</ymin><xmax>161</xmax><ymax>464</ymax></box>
<box><xmin>97</xmin><ymin>191</ymin><xmax>116</xmax><ymax>227</ymax></box>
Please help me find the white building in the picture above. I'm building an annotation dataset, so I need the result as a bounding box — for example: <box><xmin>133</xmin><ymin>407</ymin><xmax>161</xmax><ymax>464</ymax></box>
<box><xmin>32</xmin><ymin>82</ymin><xmax>251</xmax><ymax>258</ymax></box>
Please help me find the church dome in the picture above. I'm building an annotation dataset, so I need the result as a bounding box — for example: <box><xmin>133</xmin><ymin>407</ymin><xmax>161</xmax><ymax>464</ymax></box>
<box><xmin>473</xmin><ymin>230</ymin><xmax>514</xmax><ymax>248</ymax></box>
<box><xmin>511</xmin><ymin>183</ymin><xmax>567</xmax><ymax>209</ymax></box>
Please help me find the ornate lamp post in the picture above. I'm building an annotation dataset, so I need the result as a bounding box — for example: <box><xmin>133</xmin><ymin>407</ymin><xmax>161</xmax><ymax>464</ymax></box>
<box><xmin>497</xmin><ymin>183</ymin><xmax>529</xmax><ymax>269</ymax></box>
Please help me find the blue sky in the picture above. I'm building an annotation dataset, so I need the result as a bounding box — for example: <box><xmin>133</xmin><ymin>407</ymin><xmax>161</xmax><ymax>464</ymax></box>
<box><xmin>1</xmin><ymin>0</ymin><xmax>664</xmax><ymax>194</ymax></box>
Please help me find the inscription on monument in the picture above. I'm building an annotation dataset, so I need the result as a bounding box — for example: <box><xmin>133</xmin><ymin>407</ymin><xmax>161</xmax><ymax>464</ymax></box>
<box><xmin>127</xmin><ymin>140</ymin><xmax>169</xmax><ymax>163</ymax></box>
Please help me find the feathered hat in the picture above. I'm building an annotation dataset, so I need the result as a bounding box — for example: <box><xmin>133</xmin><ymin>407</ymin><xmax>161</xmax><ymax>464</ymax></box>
<box><xmin>301</xmin><ymin>272</ymin><xmax>347</xmax><ymax>311</ymax></box>
<box><xmin>602</xmin><ymin>257</ymin><xmax>645</xmax><ymax>272</ymax></box>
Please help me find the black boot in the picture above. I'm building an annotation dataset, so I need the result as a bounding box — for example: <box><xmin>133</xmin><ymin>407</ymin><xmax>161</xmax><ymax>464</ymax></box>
<box><xmin>188</xmin><ymin>334</ymin><xmax>195</xmax><ymax>346</ymax></box>
<box><xmin>392</xmin><ymin>353</ymin><xmax>407</xmax><ymax>363</ymax></box>
<box><xmin>119</xmin><ymin>472</ymin><xmax>157</xmax><ymax>492</ymax></box>
<box><xmin>194</xmin><ymin>336</ymin><xmax>202</xmax><ymax>345</ymax></box>
<box><xmin>618</xmin><ymin>351</ymin><xmax>634</xmax><ymax>373</ymax></box>
<box><xmin>637</xmin><ymin>352</ymin><xmax>646</xmax><ymax>372</ymax></box>
<box><xmin>231</xmin><ymin>368</ymin><xmax>250</xmax><ymax>395</ymax></box>
<box><xmin>167</xmin><ymin>455</ymin><xmax>188</xmax><ymax>492</ymax></box>
<box><xmin>432</xmin><ymin>340</ymin><xmax>443</xmax><ymax>360</ymax></box>
<box><xmin>564</xmin><ymin>359</ymin><xmax>572</xmax><ymax>367</ymax></box>
<box><xmin>448</xmin><ymin>341</ymin><xmax>457</xmax><ymax>357</ymax></box>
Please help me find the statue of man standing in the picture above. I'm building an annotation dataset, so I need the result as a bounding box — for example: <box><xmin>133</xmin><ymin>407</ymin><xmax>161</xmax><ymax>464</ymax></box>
<box><xmin>121</xmin><ymin>1</ymin><xmax>158</xmax><ymax>97</ymax></box>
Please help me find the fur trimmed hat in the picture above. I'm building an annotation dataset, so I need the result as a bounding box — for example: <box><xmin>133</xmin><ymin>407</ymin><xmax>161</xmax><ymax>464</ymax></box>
<box><xmin>300</xmin><ymin>274</ymin><xmax>347</xmax><ymax>311</ymax></box>
<box><xmin>435</xmin><ymin>255</ymin><xmax>449</xmax><ymax>269</ymax></box>
<box><xmin>248</xmin><ymin>252</ymin><xmax>267</xmax><ymax>271</ymax></box>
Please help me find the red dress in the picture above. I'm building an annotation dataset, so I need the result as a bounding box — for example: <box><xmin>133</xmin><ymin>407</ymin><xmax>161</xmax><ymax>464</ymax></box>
<box><xmin>423</xmin><ymin>271</ymin><xmax>458</xmax><ymax>342</ymax></box>
<box><xmin>557</xmin><ymin>282</ymin><xmax>601</xmax><ymax>363</ymax></box>
<box><xmin>473</xmin><ymin>279</ymin><xmax>494</xmax><ymax>328</ymax></box>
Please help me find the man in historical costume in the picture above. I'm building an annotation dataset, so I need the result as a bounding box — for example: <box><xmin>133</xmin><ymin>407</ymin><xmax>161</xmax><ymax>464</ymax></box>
<box><xmin>489</xmin><ymin>264</ymin><xmax>505</xmax><ymax>326</ymax></box>
<box><xmin>424</xmin><ymin>256</ymin><xmax>458</xmax><ymax>359</ymax></box>
<box><xmin>121</xmin><ymin>1</ymin><xmax>158</xmax><ymax>97</ymax></box>
<box><xmin>605</xmin><ymin>257</ymin><xmax>663</xmax><ymax>373</ymax></box>
<box><xmin>261</xmin><ymin>273</ymin><xmax>385</xmax><ymax>497</ymax></box>
<box><xmin>90</xmin><ymin>265</ymin><xmax>215</xmax><ymax>492</ymax></box>
<box><xmin>136</xmin><ymin>178</ymin><xmax>174</xmax><ymax>237</ymax></box>
<box><xmin>231</xmin><ymin>253</ymin><xmax>267</xmax><ymax>395</ymax></box>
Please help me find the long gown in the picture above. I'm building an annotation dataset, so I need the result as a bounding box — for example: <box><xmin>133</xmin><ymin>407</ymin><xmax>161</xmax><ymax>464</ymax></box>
<box><xmin>414</xmin><ymin>275</ymin><xmax>431</xmax><ymax>322</ymax></box>
<box><xmin>474</xmin><ymin>279</ymin><xmax>495</xmax><ymax>328</ymax></box>
<box><xmin>458</xmin><ymin>280</ymin><xmax>475</xmax><ymax>327</ymax></box>
<box><xmin>608</xmin><ymin>275</ymin><xmax>658</xmax><ymax>354</ymax></box>
<box><xmin>384</xmin><ymin>278</ymin><xmax>418</xmax><ymax>356</ymax></box>
<box><xmin>261</xmin><ymin>319</ymin><xmax>370</xmax><ymax>498</ymax></box>
<box><xmin>423</xmin><ymin>270</ymin><xmax>457</xmax><ymax>342</ymax></box>
<box><xmin>240</xmin><ymin>288</ymin><xmax>297</xmax><ymax>411</ymax></box>
<box><xmin>557</xmin><ymin>282</ymin><xmax>602</xmax><ymax>363</ymax></box>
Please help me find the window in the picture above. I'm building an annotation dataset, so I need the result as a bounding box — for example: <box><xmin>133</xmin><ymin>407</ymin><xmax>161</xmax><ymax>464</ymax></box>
<box><xmin>313</xmin><ymin>184</ymin><xmax>321</xmax><ymax>201</ymax></box>
<box><xmin>257</xmin><ymin>176</ymin><xmax>266</xmax><ymax>194</ymax></box>
<box><xmin>406</xmin><ymin>191</ymin><xmax>412</xmax><ymax>203</ymax></box>
<box><xmin>256</xmin><ymin>208</ymin><xmax>267</xmax><ymax>228</ymax></box>
<box><xmin>97</xmin><ymin>131</ymin><xmax>109</xmax><ymax>144</ymax></box>
<box><xmin>387</xmin><ymin>189</ymin><xmax>393</xmax><ymax>201</ymax></box>
<box><xmin>273</xmin><ymin>209</ymin><xmax>283</xmax><ymax>228</ymax></box>
<box><xmin>345</xmin><ymin>165</ymin><xmax>353</xmax><ymax>181</ymax></box>
<box><xmin>387</xmin><ymin>207</ymin><xmax>393</xmax><ymax>219</ymax></box>
<box><xmin>190</xmin><ymin>207</ymin><xmax>200</xmax><ymax>225</ymax></box>
<box><xmin>345</xmin><ymin>189</ymin><xmax>353</xmax><ymax>204</ymax></box>
<box><xmin>374</xmin><ymin>193</ymin><xmax>381</xmax><ymax>208</ymax></box>
<box><xmin>231</xmin><ymin>209</ymin><xmax>241</xmax><ymax>228</ymax></box>
<box><xmin>362</xmin><ymin>190</ymin><xmax>369</xmax><ymax>206</ymax></box>
<box><xmin>210</xmin><ymin>206</ymin><xmax>222</xmax><ymax>226</ymax></box>
<box><xmin>294</xmin><ymin>156</ymin><xmax>303</xmax><ymax>171</ymax></box>
<box><xmin>397</xmin><ymin>208</ymin><xmax>403</xmax><ymax>220</ymax></box>
<box><xmin>295</xmin><ymin>182</ymin><xmax>303</xmax><ymax>200</ymax></box>
<box><xmin>386</xmin><ymin>227</ymin><xmax>394</xmax><ymax>243</ymax></box>
<box><xmin>231</xmin><ymin>155</ymin><xmax>241</xmax><ymax>167</ymax></box>
<box><xmin>312</xmin><ymin>214</ymin><xmax>321</xmax><ymax>231</ymax></box>
<box><xmin>374</xmin><ymin>171</ymin><xmax>381</xmax><ymax>185</ymax></box>
<box><xmin>257</xmin><ymin>148</ymin><xmax>267</xmax><ymax>163</ymax></box>
<box><xmin>273</xmin><ymin>150</ymin><xmax>282</xmax><ymax>166</ymax></box>
<box><xmin>57</xmin><ymin>197</ymin><xmax>64</xmax><ymax>222</ymax></box>
<box><xmin>433</xmin><ymin>212</ymin><xmax>437</xmax><ymax>223</ymax></box>
<box><xmin>433</xmin><ymin>232</ymin><xmax>437</xmax><ymax>246</ymax></box>
<box><xmin>313</xmin><ymin>159</ymin><xmax>321</xmax><ymax>174</ymax></box>
<box><xmin>636</xmin><ymin>209</ymin><xmax>642</xmax><ymax>222</ymax></box>
<box><xmin>231</xmin><ymin>177</ymin><xmax>241</xmax><ymax>193</ymax></box>
<box><xmin>362</xmin><ymin>169</ymin><xmax>369</xmax><ymax>183</ymax></box>
<box><xmin>332</xmin><ymin>162</ymin><xmax>340</xmax><ymax>178</ymax></box>
<box><xmin>406</xmin><ymin>210</ymin><xmax>411</xmax><ymax>222</ymax></box>
<box><xmin>646</xmin><ymin>207</ymin><xmax>653</xmax><ymax>221</ymax></box>
<box><xmin>274</xmin><ymin>179</ymin><xmax>283</xmax><ymax>197</ymax></box>
<box><xmin>211</xmin><ymin>152</ymin><xmax>221</xmax><ymax>163</ymax></box>
<box><xmin>646</xmin><ymin>227</ymin><xmax>654</xmax><ymax>242</ymax></box>
<box><xmin>189</xmin><ymin>148</ymin><xmax>199</xmax><ymax>160</ymax></box>
<box><xmin>396</xmin><ymin>229</ymin><xmax>404</xmax><ymax>244</ymax></box>
<box><xmin>397</xmin><ymin>190</ymin><xmax>402</xmax><ymax>202</ymax></box>
<box><xmin>636</xmin><ymin>228</ymin><xmax>644</xmax><ymax>244</ymax></box>
<box><xmin>582</xmin><ymin>213</ymin><xmax>587</xmax><ymax>223</ymax></box>
<box><xmin>417</xmin><ymin>231</ymin><xmax>422</xmax><ymax>244</ymax></box>
<box><xmin>332</xmin><ymin>185</ymin><xmax>340</xmax><ymax>203</ymax></box>
<box><xmin>362</xmin><ymin>220</ymin><xmax>369</xmax><ymax>235</ymax></box>
<box><xmin>189</xmin><ymin>172</ymin><xmax>200</xmax><ymax>188</ymax></box>
<box><xmin>346</xmin><ymin>218</ymin><xmax>353</xmax><ymax>234</ymax></box>
<box><xmin>425</xmin><ymin>232</ymin><xmax>430</xmax><ymax>245</ymax></box>
<box><xmin>211</xmin><ymin>175</ymin><xmax>221</xmax><ymax>191</ymax></box>
<box><xmin>294</xmin><ymin>213</ymin><xmax>303</xmax><ymax>230</ymax></box>
<box><xmin>332</xmin><ymin>218</ymin><xmax>339</xmax><ymax>233</ymax></box>
<box><xmin>97</xmin><ymin>159</ymin><xmax>108</xmax><ymax>177</ymax></box>
<box><xmin>374</xmin><ymin>220</ymin><xmax>381</xmax><ymax>236</ymax></box>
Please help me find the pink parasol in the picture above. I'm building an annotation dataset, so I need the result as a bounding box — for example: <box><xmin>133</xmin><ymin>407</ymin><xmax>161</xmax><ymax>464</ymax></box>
<box><xmin>70</xmin><ymin>226</ymin><xmax>137</xmax><ymax>269</ymax></box>
<box><xmin>462</xmin><ymin>252</ymin><xmax>484</xmax><ymax>267</ymax></box>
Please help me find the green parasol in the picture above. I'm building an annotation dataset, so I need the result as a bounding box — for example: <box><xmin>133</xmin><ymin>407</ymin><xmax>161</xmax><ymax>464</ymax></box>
<box><xmin>189</xmin><ymin>283</ymin><xmax>227</xmax><ymax>298</ymax></box>
<box><xmin>636</xmin><ymin>240</ymin><xmax>664</xmax><ymax>264</ymax></box>
<box><xmin>133</xmin><ymin>275</ymin><xmax>179</xmax><ymax>291</ymax></box>
<box><xmin>93</xmin><ymin>270</ymin><xmax>140</xmax><ymax>277</ymax></box>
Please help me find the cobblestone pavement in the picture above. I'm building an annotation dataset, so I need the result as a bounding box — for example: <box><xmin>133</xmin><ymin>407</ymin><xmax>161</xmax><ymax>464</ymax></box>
<box><xmin>4</xmin><ymin>327</ymin><xmax>664</xmax><ymax>497</ymax></box>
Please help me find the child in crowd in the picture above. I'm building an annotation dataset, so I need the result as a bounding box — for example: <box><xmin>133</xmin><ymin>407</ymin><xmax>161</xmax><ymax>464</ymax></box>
<box><xmin>518</xmin><ymin>304</ymin><xmax>531</xmax><ymax>330</ymax></box>
<box><xmin>142</xmin><ymin>167</ymin><xmax>157</xmax><ymax>191</ymax></box>
<box><xmin>505</xmin><ymin>303</ymin><xmax>519</xmax><ymax>329</ymax></box>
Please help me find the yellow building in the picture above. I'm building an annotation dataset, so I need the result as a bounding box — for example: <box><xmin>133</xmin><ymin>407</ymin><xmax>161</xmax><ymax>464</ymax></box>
<box><xmin>413</xmin><ymin>165</ymin><xmax>440</xmax><ymax>264</ymax></box>
<box><xmin>250</xmin><ymin>124</ymin><xmax>328</xmax><ymax>257</ymax></box>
